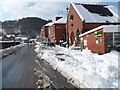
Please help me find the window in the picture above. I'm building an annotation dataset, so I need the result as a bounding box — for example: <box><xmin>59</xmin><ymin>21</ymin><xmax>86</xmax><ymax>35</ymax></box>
<box><xmin>70</xmin><ymin>15</ymin><xmax>73</xmax><ymax>20</ymax></box>
<box><xmin>94</xmin><ymin>31</ymin><xmax>102</xmax><ymax>37</ymax></box>
<box><xmin>71</xmin><ymin>24</ymin><xmax>74</xmax><ymax>30</ymax></box>
<box><xmin>98</xmin><ymin>38</ymin><xmax>103</xmax><ymax>44</ymax></box>
<box><xmin>76</xmin><ymin>29</ymin><xmax>80</xmax><ymax>44</ymax></box>
<box><xmin>71</xmin><ymin>24</ymin><xmax>73</xmax><ymax>27</ymax></box>
<box><xmin>114</xmin><ymin>32</ymin><xmax>120</xmax><ymax>47</ymax></box>
<box><xmin>84</xmin><ymin>40</ymin><xmax>87</xmax><ymax>46</ymax></box>
<box><xmin>106</xmin><ymin>32</ymin><xmax>120</xmax><ymax>47</ymax></box>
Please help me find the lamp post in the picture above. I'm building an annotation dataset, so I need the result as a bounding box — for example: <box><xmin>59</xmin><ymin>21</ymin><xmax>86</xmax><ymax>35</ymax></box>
<box><xmin>66</xmin><ymin>7</ymin><xmax>69</xmax><ymax>48</ymax></box>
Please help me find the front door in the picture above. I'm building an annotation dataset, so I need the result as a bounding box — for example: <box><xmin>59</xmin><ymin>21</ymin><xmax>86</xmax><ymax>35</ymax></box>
<box><xmin>71</xmin><ymin>32</ymin><xmax>74</xmax><ymax>45</ymax></box>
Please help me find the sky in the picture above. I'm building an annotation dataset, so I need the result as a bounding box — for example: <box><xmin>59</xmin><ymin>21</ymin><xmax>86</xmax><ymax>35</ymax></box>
<box><xmin>0</xmin><ymin>0</ymin><xmax>119</xmax><ymax>22</ymax></box>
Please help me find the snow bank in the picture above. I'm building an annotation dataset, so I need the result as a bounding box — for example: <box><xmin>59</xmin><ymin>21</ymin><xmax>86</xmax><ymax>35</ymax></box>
<box><xmin>0</xmin><ymin>43</ymin><xmax>26</xmax><ymax>52</ymax></box>
<box><xmin>0</xmin><ymin>43</ymin><xmax>26</xmax><ymax>58</ymax></box>
<box><xmin>35</xmin><ymin>44</ymin><xmax>119</xmax><ymax>88</ymax></box>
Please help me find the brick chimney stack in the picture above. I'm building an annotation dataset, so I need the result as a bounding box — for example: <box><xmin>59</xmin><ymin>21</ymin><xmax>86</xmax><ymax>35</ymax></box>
<box><xmin>48</xmin><ymin>19</ymin><xmax>52</xmax><ymax>22</ymax></box>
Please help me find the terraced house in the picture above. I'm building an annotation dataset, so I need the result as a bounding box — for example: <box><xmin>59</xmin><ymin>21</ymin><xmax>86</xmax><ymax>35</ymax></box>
<box><xmin>41</xmin><ymin>21</ymin><xmax>53</xmax><ymax>42</ymax></box>
<box><xmin>44</xmin><ymin>17</ymin><xmax>66</xmax><ymax>44</ymax></box>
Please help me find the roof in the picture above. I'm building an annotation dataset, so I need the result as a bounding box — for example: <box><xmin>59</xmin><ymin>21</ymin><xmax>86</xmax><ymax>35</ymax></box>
<box><xmin>44</xmin><ymin>22</ymin><xmax>54</xmax><ymax>27</ymax></box>
<box><xmin>43</xmin><ymin>18</ymin><xmax>66</xmax><ymax>28</ymax></box>
<box><xmin>50</xmin><ymin>18</ymin><xmax>66</xmax><ymax>26</ymax></box>
<box><xmin>54</xmin><ymin>18</ymin><xmax>66</xmax><ymax>24</ymax></box>
<box><xmin>79</xmin><ymin>25</ymin><xmax>120</xmax><ymax>37</ymax></box>
<box><xmin>71</xmin><ymin>3</ymin><xmax>119</xmax><ymax>23</ymax></box>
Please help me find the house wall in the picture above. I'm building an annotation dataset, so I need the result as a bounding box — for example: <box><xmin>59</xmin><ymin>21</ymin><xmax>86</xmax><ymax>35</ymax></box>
<box><xmin>83</xmin><ymin>23</ymin><xmax>102</xmax><ymax>33</ymax></box>
<box><xmin>49</xmin><ymin>25</ymin><xmax>55</xmax><ymax>42</ymax></box>
<box><xmin>55</xmin><ymin>24</ymin><xmax>66</xmax><ymax>44</ymax></box>
<box><xmin>42</xmin><ymin>26</ymin><xmax>49</xmax><ymax>37</ymax></box>
<box><xmin>44</xmin><ymin>26</ymin><xmax>49</xmax><ymax>37</ymax></box>
<box><xmin>67</xmin><ymin>3</ymin><xmax>83</xmax><ymax>39</ymax></box>
<box><xmin>41</xmin><ymin>27</ymin><xmax>45</xmax><ymax>37</ymax></box>
<box><xmin>81</xmin><ymin>29</ymin><xmax>106</xmax><ymax>54</ymax></box>
<box><xmin>66</xmin><ymin>3</ymin><xmax>103</xmax><ymax>46</ymax></box>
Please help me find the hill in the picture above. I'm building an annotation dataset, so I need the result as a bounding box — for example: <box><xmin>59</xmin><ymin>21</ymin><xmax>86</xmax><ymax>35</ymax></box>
<box><xmin>2</xmin><ymin>17</ymin><xmax>48</xmax><ymax>38</ymax></box>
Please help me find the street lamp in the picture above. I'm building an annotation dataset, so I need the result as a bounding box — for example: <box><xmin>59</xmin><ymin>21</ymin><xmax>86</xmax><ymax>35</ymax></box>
<box><xmin>66</xmin><ymin>7</ymin><xmax>69</xmax><ymax>48</ymax></box>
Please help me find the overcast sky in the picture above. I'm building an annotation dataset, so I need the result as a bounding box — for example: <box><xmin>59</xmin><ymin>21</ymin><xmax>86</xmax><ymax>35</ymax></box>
<box><xmin>0</xmin><ymin>0</ymin><xmax>119</xmax><ymax>21</ymax></box>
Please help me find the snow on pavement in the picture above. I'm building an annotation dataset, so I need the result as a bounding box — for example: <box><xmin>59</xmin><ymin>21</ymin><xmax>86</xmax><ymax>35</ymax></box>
<box><xmin>35</xmin><ymin>43</ymin><xmax>119</xmax><ymax>88</ymax></box>
<box><xmin>0</xmin><ymin>43</ymin><xmax>26</xmax><ymax>58</ymax></box>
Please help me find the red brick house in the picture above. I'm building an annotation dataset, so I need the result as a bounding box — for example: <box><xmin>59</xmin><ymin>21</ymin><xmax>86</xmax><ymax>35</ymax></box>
<box><xmin>48</xmin><ymin>17</ymin><xmax>66</xmax><ymax>44</ymax></box>
<box><xmin>41</xmin><ymin>22</ymin><xmax>53</xmax><ymax>42</ymax></box>
<box><xmin>79</xmin><ymin>25</ymin><xmax>120</xmax><ymax>54</ymax></box>
<box><xmin>66</xmin><ymin>2</ymin><xmax>119</xmax><ymax>46</ymax></box>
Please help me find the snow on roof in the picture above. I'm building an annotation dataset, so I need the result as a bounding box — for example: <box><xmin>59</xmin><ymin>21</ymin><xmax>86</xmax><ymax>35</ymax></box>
<box><xmin>71</xmin><ymin>2</ymin><xmax>84</xmax><ymax>21</ymax></box>
<box><xmin>103</xmin><ymin>25</ymin><xmax>120</xmax><ymax>32</ymax></box>
<box><xmin>44</xmin><ymin>18</ymin><xmax>66</xmax><ymax>27</ymax></box>
<box><xmin>44</xmin><ymin>22</ymin><xmax>54</xmax><ymax>27</ymax></box>
<box><xmin>72</xmin><ymin>3</ymin><xmax>118</xmax><ymax>23</ymax></box>
<box><xmin>79</xmin><ymin>25</ymin><xmax>120</xmax><ymax>37</ymax></box>
<box><xmin>54</xmin><ymin>18</ymin><xmax>66</xmax><ymax>24</ymax></box>
<box><xmin>49</xmin><ymin>18</ymin><xmax>66</xmax><ymax>26</ymax></box>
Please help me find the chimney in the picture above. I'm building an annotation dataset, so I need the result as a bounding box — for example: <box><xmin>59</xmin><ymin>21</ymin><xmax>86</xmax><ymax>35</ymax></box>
<box><xmin>48</xmin><ymin>19</ymin><xmax>52</xmax><ymax>22</ymax></box>
<box><xmin>56</xmin><ymin>17</ymin><xmax>62</xmax><ymax>21</ymax></box>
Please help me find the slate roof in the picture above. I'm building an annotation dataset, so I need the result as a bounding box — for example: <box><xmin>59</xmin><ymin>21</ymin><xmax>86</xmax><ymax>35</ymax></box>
<box><xmin>81</xmin><ymin>4</ymin><xmax>113</xmax><ymax>16</ymax></box>
<box><xmin>71</xmin><ymin>3</ymin><xmax>119</xmax><ymax>23</ymax></box>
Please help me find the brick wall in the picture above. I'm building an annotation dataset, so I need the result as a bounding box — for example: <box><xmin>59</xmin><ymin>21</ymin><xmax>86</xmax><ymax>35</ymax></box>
<box><xmin>49</xmin><ymin>24</ymin><xmax>66</xmax><ymax>44</ymax></box>
<box><xmin>81</xmin><ymin>29</ymin><xmax>106</xmax><ymax>54</ymax></box>
<box><xmin>66</xmin><ymin>4</ymin><xmax>104</xmax><ymax>46</ymax></box>
<box><xmin>55</xmin><ymin>24</ymin><xmax>66</xmax><ymax>44</ymax></box>
<box><xmin>44</xmin><ymin>26</ymin><xmax>49</xmax><ymax>37</ymax></box>
<box><xmin>67</xmin><ymin>3</ymin><xmax>83</xmax><ymax>37</ymax></box>
<box><xmin>49</xmin><ymin>25</ymin><xmax>55</xmax><ymax>42</ymax></box>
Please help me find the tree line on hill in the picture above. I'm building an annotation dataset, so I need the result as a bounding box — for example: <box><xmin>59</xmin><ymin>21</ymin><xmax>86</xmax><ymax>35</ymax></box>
<box><xmin>1</xmin><ymin>17</ymin><xmax>48</xmax><ymax>38</ymax></box>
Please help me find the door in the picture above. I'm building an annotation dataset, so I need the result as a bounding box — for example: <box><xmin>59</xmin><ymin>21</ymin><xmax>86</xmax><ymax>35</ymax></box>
<box><xmin>71</xmin><ymin>32</ymin><xmax>74</xmax><ymax>45</ymax></box>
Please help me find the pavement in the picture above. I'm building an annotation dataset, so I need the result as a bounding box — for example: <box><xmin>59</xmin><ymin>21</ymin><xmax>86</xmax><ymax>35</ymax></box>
<box><xmin>0</xmin><ymin>44</ymin><xmax>25</xmax><ymax>59</ymax></box>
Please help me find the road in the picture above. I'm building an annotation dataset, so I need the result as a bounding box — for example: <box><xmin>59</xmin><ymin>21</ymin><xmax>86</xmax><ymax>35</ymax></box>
<box><xmin>2</xmin><ymin>44</ymin><xmax>37</xmax><ymax>88</ymax></box>
<box><xmin>2</xmin><ymin>44</ymin><xmax>78</xmax><ymax>89</ymax></box>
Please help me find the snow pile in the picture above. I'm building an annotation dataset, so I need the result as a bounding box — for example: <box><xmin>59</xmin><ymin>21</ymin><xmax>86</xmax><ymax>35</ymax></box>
<box><xmin>0</xmin><ymin>43</ymin><xmax>26</xmax><ymax>58</ymax></box>
<box><xmin>35</xmin><ymin>44</ymin><xmax>119</xmax><ymax>88</ymax></box>
<box><xmin>0</xmin><ymin>43</ymin><xmax>26</xmax><ymax>52</ymax></box>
